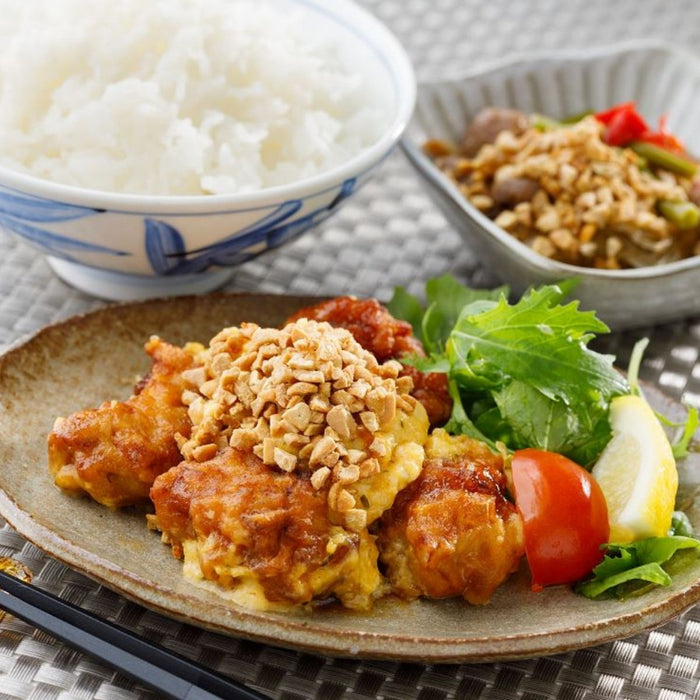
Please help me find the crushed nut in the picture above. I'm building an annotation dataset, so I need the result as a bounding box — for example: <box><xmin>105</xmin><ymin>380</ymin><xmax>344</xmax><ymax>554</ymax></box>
<box><xmin>178</xmin><ymin>318</ymin><xmax>420</xmax><ymax>531</ymax></box>
<box><xmin>344</xmin><ymin>508</ymin><xmax>368</xmax><ymax>533</ymax></box>
<box><xmin>430</xmin><ymin>114</ymin><xmax>699</xmax><ymax>268</ymax></box>
<box><xmin>310</xmin><ymin>466</ymin><xmax>331</xmax><ymax>490</ymax></box>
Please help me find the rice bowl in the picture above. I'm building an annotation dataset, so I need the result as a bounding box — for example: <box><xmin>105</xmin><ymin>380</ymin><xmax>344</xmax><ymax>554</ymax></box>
<box><xmin>0</xmin><ymin>0</ymin><xmax>416</xmax><ymax>299</ymax></box>
<box><xmin>0</xmin><ymin>0</ymin><xmax>391</xmax><ymax>196</ymax></box>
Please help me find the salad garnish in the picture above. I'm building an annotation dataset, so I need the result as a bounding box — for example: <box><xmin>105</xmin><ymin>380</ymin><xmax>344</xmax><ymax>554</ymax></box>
<box><xmin>627</xmin><ymin>336</ymin><xmax>700</xmax><ymax>459</ymax></box>
<box><xmin>389</xmin><ymin>275</ymin><xmax>627</xmax><ymax>466</ymax></box>
<box><xmin>577</xmin><ymin>517</ymin><xmax>700</xmax><ymax>600</ymax></box>
<box><xmin>389</xmin><ymin>275</ymin><xmax>699</xmax><ymax>597</ymax></box>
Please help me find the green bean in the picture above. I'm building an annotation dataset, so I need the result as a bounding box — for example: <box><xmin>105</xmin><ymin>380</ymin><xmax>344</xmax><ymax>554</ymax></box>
<box><xmin>530</xmin><ymin>113</ymin><xmax>561</xmax><ymax>132</ymax></box>
<box><xmin>561</xmin><ymin>110</ymin><xmax>593</xmax><ymax>124</ymax></box>
<box><xmin>658</xmin><ymin>199</ymin><xmax>700</xmax><ymax>229</ymax></box>
<box><xmin>630</xmin><ymin>141</ymin><xmax>698</xmax><ymax>178</ymax></box>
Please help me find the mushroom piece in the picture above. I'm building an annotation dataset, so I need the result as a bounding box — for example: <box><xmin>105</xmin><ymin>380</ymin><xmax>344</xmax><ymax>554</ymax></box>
<box><xmin>491</xmin><ymin>176</ymin><xmax>540</xmax><ymax>206</ymax></box>
<box><xmin>461</xmin><ymin>107</ymin><xmax>529</xmax><ymax>157</ymax></box>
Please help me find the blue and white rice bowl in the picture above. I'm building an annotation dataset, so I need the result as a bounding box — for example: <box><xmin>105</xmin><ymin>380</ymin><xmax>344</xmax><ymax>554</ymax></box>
<box><xmin>0</xmin><ymin>0</ymin><xmax>415</xmax><ymax>300</ymax></box>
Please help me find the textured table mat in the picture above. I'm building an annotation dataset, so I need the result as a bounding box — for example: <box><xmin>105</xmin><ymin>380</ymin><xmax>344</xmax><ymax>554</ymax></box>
<box><xmin>1</xmin><ymin>1</ymin><xmax>700</xmax><ymax>698</ymax></box>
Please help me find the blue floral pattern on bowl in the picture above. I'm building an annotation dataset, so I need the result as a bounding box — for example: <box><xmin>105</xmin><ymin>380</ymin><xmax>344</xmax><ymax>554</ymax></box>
<box><xmin>0</xmin><ymin>187</ymin><xmax>129</xmax><ymax>261</ymax></box>
<box><xmin>0</xmin><ymin>177</ymin><xmax>359</xmax><ymax>279</ymax></box>
<box><xmin>145</xmin><ymin>178</ymin><xmax>357</xmax><ymax>275</ymax></box>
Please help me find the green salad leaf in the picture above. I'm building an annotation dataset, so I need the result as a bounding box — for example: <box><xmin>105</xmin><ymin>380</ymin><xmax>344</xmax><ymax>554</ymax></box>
<box><xmin>667</xmin><ymin>405</ymin><xmax>699</xmax><ymax>460</ymax></box>
<box><xmin>388</xmin><ymin>274</ymin><xmax>506</xmax><ymax>354</ymax></box>
<box><xmin>576</xmin><ymin>527</ymin><xmax>700</xmax><ymax>599</ymax></box>
<box><xmin>491</xmin><ymin>381</ymin><xmax>614</xmax><ymax>467</ymax></box>
<box><xmin>389</xmin><ymin>276</ymin><xmax>628</xmax><ymax>465</ymax></box>
<box><xmin>627</xmin><ymin>337</ymin><xmax>699</xmax><ymax>459</ymax></box>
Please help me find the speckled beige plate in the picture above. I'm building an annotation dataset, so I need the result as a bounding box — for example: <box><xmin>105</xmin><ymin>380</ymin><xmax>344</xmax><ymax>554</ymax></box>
<box><xmin>0</xmin><ymin>294</ymin><xmax>698</xmax><ymax>663</ymax></box>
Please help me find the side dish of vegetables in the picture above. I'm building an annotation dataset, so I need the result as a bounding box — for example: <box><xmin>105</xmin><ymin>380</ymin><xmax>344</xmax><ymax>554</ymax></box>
<box><xmin>425</xmin><ymin>102</ymin><xmax>700</xmax><ymax>269</ymax></box>
<box><xmin>389</xmin><ymin>275</ymin><xmax>700</xmax><ymax>598</ymax></box>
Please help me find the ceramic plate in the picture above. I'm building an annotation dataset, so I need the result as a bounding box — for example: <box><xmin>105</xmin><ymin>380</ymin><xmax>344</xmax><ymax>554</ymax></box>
<box><xmin>0</xmin><ymin>294</ymin><xmax>698</xmax><ymax>663</ymax></box>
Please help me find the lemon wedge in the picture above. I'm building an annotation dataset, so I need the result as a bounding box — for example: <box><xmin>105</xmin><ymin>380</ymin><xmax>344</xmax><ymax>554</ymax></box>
<box><xmin>591</xmin><ymin>394</ymin><xmax>678</xmax><ymax>543</ymax></box>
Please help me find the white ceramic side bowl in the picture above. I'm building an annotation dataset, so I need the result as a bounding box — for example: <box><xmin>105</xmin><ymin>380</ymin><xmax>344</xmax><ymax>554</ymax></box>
<box><xmin>402</xmin><ymin>41</ymin><xmax>700</xmax><ymax>330</ymax></box>
<box><xmin>0</xmin><ymin>0</ymin><xmax>415</xmax><ymax>301</ymax></box>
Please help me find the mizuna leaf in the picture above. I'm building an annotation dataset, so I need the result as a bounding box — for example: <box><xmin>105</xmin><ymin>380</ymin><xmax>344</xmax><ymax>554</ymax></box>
<box><xmin>448</xmin><ymin>285</ymin><xmax>627</xmax><ymax>406</ymax></box>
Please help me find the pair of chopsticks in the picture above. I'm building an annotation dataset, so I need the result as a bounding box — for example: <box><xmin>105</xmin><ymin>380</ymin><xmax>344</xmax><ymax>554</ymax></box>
<box><xmin>0</xmin><ymin>570</ymin><xmax>269</xmax><ymax>700</ymax></box>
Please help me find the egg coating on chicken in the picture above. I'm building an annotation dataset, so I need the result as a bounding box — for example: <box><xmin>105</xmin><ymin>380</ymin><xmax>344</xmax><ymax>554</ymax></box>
<box><xmin>377</xmin><ymin>429</ymin><xmax>525</xmax><ymax>605</ymax></box>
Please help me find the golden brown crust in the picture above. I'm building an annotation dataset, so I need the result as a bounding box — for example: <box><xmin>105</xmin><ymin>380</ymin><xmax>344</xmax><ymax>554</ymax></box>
<box><xmin>150</xmin><ymin>447</ymin><xmax>384</xmax><ymax>609</ymax></box>
<box><xmin>46</xmin><ymin>300</ymin><xmax>526</xmax><ymax>612</ymax></box>
<box><xmin>377</xmin><ymin>431</ymin><xmax>524</xmax><ymax>605</ymax></box>
<box><xmin>286</xmin><ymin>296</ymin><xmax>452</xmax><ymax>427</ymax></box>
<box><xmin>47</xmin><ymin>337</ymin><xmax>195</xmax><ymax>507</ymax></box>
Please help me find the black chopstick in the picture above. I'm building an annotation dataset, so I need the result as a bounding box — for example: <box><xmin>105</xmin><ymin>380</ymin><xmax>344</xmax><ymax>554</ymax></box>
<box><xmin>0</xmin><ymin>570</ymin><xmax>269</xmax><ymax>700</ymax></box>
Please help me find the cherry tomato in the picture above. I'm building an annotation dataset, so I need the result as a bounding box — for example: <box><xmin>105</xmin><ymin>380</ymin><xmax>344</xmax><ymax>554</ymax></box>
<box><xmin>510</xmin><ymin>448</ymin><xmax>610</xmax><ymax>590</ymax></box>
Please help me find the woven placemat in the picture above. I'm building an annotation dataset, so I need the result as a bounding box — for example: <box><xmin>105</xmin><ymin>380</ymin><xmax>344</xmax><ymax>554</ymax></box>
<box><xmin>0</xmin><ymin>1</ymin><xmax>699</xmax><ymax>698</ymax></box>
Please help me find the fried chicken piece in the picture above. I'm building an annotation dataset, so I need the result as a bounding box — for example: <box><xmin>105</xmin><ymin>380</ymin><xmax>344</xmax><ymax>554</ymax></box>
<box><xmin>48</xmin><ymin>337</ymin><xmax>197</xmax><ymax>508</ymax></box>
<box><xmin>286</xmin><ymin>296</ymin><xmax>452</xmax><ymax>427</ymax></box>
<box><xmin>149</xmin><ymin>447</ymin><xmax>385</xmax><ymax>610</ymax></box>
<box><xmin>377</xmin><ymin>430</ymin><xmax>524</xmax><ymax>605</ymax></box>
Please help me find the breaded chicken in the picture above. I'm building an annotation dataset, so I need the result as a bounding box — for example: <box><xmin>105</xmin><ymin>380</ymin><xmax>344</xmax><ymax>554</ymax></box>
<box><xmin>48</xmin><ymin>337</ymin><xmax>197</xmax><ymax>508</ymax></box>
<box><xmin>286</xmin><ymin>296</ymin><xmax>452</xmax><ymax>427</ymax></box>
<box><xmin>149</xmin><ymin>447</ymin><xmax>385</xmax><ymax>610</ymax></box>
<box><xmin>179</xmin><ymin>319</ymin><xmax>429</xmax><ymax>534</ymax></box>
<box><xmin>148</xmin><ymin>318</ymin><xmax>433</xmax><ymax>610</ymax></box>
<box><xmin>377</xmin><ymin>430</ymin><xmax>524</xmax><ymax>604</ymax></box>
<box><xmin>47</xmin><ymin>304</ymin><xmax>523</xmax><ymax>612</ymax></box>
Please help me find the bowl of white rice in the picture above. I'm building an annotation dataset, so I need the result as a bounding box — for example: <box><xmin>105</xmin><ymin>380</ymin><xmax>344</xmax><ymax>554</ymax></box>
<box><xmin>0</xmin><ymin>0</ymin><xmax>415</xmax><ymax>300</ymax></box>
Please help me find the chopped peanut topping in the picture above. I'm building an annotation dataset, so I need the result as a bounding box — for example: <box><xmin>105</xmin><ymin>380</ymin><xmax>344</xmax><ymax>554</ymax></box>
<box><xmin>179</xmin><ymin>318</ymin><xmax>420</xmax><ymax>531</ymax></box>
<box><xmin>431</xmin><ymin>115</ymin><xmax>700</xmax><ymax>268</ymax></box>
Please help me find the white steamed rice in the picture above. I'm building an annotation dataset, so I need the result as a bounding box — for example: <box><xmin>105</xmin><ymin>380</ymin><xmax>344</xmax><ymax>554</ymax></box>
<box><xmin>0</xmin><ymin>0</ymin><xmax>388</xmax><ymax>196</ymax></box>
